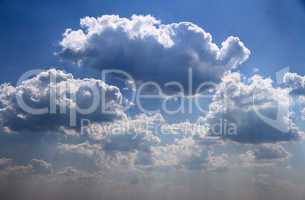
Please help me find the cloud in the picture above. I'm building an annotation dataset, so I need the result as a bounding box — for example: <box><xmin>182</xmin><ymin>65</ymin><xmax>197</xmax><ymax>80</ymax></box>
<box><xmin>0</xmin><ymin>158</ymin><xmax>52</xmax><ymax>179</ymax></box>
<box><xmin>56</xmin><ymin>114</ymin><xmax>165</xmax><ymax>169</ymax></box>
<box><xmin>283</xmin><ymin>72</ymin><xmax>305</xmax><ymax>95</ymax></box>
<box><xmin>29</xmin><ymin>159</ymin><xmax>53</xmax><ymax>174</ymax></box>
<box><xmin>283</xmin><ymin>72</ymin><xmax>305</xmax><ymax>123</ymax></box>
<box><xmin>0</xmin><ymin>69</ymin><xmax>125</xmax><ymax>131</ymax></box>
<box><xmin>36</xmin><ymin>113</ymin><xmax>161</xmax><ymax>171</ymax></box>
<box><xmin>3</xmin><ymin>12</ymin><xmax>305</xmax><ymax>200</ymax></box>
<box><xmin>204</xmin><ymin>72</ymin><xmax>301</xmax><ymax>143</ymax></box>
<box><xmin>57</xmin><ymin>15</ymin><xmax>250</xmax><ymax>91</ymax></box>
<box><xmin>83</xmin><ymin>113</ymin><xmax>162</xmax><ymax>151</ymax></box>
<box><xmin>0</xmin><ymin>158</ymin><xmax>13</xmax><ymax>170</ymax></box>
<box><xmin>254</xmin><ymin>143</ymin><xmax>290</xmax><ymax>161</ymax></box>
<box><xmin>0</xmin><ymin>68</ymin><xmax>300</xmax><ymax>176</ymax></box>
<box><xmin>57</xmin><ymin>166</ymin><xmax>81</xmax><ymax>176</ymax></box>
<box><xmin>56</xmin><ymin>142</ymin><xmax>105</xmax><ymax>171</ymax></box>
<box><xmin>52</xmin><ymin>113</ymin><xmax>211</xmax><ymax>170</ymax></box>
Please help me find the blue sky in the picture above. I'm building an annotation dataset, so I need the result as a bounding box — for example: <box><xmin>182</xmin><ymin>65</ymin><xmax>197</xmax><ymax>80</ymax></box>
<box><xmin>1</xmin><ymin>0</ymin><xmax>305</xmax><ymax>83</ymax></box>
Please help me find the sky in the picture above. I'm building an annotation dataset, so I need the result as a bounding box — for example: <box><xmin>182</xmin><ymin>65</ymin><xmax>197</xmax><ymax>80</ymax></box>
<box><xmin>1</xmin><ymin>0</ymin><xmax>305</xmax><ymax>82</ymax></box>
<box><xmin>1</xmin><ymin>1</ymin><xmax>305</xmax><ymax>200</ymax></box>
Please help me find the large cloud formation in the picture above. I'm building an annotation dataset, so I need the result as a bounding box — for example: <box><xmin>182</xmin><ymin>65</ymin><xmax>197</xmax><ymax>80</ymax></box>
<box><xmin>0</xmin><ymin>71</ymin><xmax>302</xmax><ymax>200</ymax></box>
<box><xmin>57</xmin><ymin>15</ymin><xmax>250</xmax><ymax>90</ymax></box>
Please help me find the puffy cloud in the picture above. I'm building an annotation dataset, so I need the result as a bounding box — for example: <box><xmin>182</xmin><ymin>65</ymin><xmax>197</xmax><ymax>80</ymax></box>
<box><xmin>0</xmin><ymin>69</ymin><xmax>125</xmax><ymax>131</ymax></box>
<box><xmin>283</xmin><ymin>72</ymin><xmax>305</xmax><ymax>95</ymax></box>
<box><xmin>51</xmin><ymin>114</ymin><xmax>160</xmax><ymax>170</ymax></box>
<box><xmin>57</xmin><ymin>15</ymin><xmax>250</xmax><ymax>91</ymax></box>
<box><xmin>56</xmin><ymin>142</ymin><xmax>149</xmax><ymax>171</ymax></box>
<box><xmin>204</xmin><ymin>72</ymin><xmax>301</xmax><ymax>143</ymax></box>
<box><xmin>56</xmin><ymin>142</ymin><xmax>105</xmax><ymax>171</ymax></box>
<box><xmin>0</xmin><ymin>69</ymin><xmax>302</xmax><ymax>186</ymax></box>
<box><xmin>83</xmin><ymin>113</ymin><xmax>162</xmax><ymax>151</ymax></box>
<box><xmin>53</xmin><ymin>113</ymin><xmax>212</xmax><ymax>170</ymax></box>
<box><xmin>282</xmin><ymin>72</ymin><xmax>305</xmax><ymax>122</ymax></box>
<box><xmin>75</xmin><ymin>113</ymin><xmax>225</xmax><ymax>169</ymax></box>
<box><xmin>56</xmin><ymin>114</ymin><xmax>165</xmax><ymax>169</ymax></box>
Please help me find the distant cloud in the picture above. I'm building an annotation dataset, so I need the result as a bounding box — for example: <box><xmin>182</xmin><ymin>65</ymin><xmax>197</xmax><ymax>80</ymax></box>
<box><xmin>254</xmin><ymin>143</ymin><xmax>289</xmax><ymax>161</ymax></box>
<box><xmin>29</xmin><ymin>159</ymin><xmax>53</xmax><ymax>174</ymax></box>
<box><xmin>0</xmin><ymin>158</ymin><xmax>52</xmax><ymax>179</ymax></box>
<box><xmin>0</xmin><ymin>158</ymin><xmax>13</xmax><ymax>170</ymax></box>
<box><xmin>57</xmin><ymin>15</ymin><xmax>250</xmax><ymax>91</ymax></box>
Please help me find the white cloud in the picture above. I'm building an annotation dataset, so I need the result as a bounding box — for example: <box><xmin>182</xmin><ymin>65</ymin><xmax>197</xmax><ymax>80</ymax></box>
<box><xmin>283</xmin><ymin>72</ymin><xmax>305</xmax><ymax>94</ymax></box>
<box><xmin>204</xmin><ymin>72</ymin><xmax>301</xmax><ymax>142</ymax></box>
<box><xmin>0</xmin><ymin>69</ymin><xmax>125</xmax><ymax>131</ymax></box>
<box><xmin>57</xmin><ymin>15</ymin><xmax>250</xmax><ymax>90</ymax></box>
<box><xmin>83</xmin><ymin>113</ymin><xmax>162</xmax><ymax>148</ymax></box>
<box><xmin>57</xmin><ymin>141</ymin><xmax>144</xmax><ymax>171</ymax></box>
<box><xmin>56</xmin><ymin>142</ymin><xmax>106</xmax><ymax>170</ymax></box>
<box><xmin>283</xmin><ymin>72</ymin><xmax>305</xmax><ymax>123</ymax></box>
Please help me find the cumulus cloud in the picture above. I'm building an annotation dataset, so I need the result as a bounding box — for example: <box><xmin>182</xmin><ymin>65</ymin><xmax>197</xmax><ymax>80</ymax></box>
<box><xmin>57</xmin><ymin>15</ymin><xmax>250</xmax><ymax>91</ymax></box>
<box><xmin>283</xmin><ymin>72</ymin><xmax>305</xmax><ymax>123</ymax></box>
<box><xmin>49</xmin><ymin>113</ymin><xmax>213</xmax><ymax>170</ymax></box>
<box><xmin>83</xmin><ymin>113</ymin><xmax>162</xmax><ymax>149</ymax></box>
<box><xmin>0</xmin><ymin>69</ymin><xmax>300</xmax><ymax>176</ymax></box>
<box><xmin>283</xmin><ymin>72</ymin><xmax>305</xmax><ymax>95</ymax></box>
<box><xmin>57</xmin><ymin>114</ymin><xmax>167</xmax><ymax>170</ymax></box>
<box><xmin>204</xmin><ymin>72</ymin><xmax>301</xmax><ymax>143</ymax></box>
<box><xmin>0</xmin><ymin>69</ymin><xmax>125</xmax><ymax>131</ymax></box>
